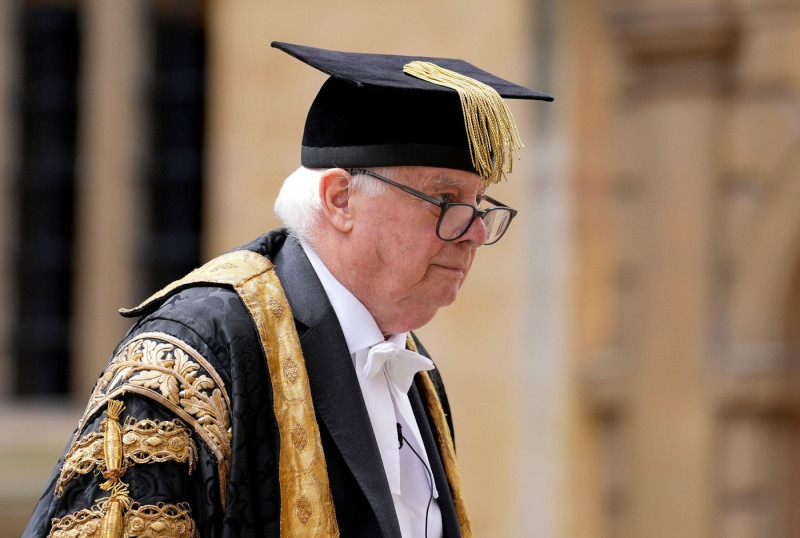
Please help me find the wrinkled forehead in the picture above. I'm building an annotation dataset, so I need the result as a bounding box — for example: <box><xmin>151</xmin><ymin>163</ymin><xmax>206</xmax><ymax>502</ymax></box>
<box><xmin>410</xmin><ymin>168</ymin><xmax>486</xmax><ymax>195</ymax></box>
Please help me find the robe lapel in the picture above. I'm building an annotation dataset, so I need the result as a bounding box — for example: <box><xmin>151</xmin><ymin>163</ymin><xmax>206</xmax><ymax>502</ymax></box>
<box><xmin>271</xmin><ymin>236</ymin><xmax>402</xmax><ymax>538</ymax></box>
<box><xmin>408</xmin><ymin>382</ymin><xmax>462</xmax><ymax>538</ymax></box>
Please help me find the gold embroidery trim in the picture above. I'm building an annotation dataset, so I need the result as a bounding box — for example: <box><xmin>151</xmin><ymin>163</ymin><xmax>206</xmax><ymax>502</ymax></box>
<box><xmin>73</xmin><ymin>332</ymin><xmax>231</xmax><ymax>506</ymax></box>
<box><xmin>122</xmin><ymin>416</ymin><xmax>198</xmax><ymax>468</ymax></box>
<box><xmin>55</xmin><ymin>431</ymin><xmax>104</xmax><ymax>495</ymax></box>
<box><xmin>408</xmin><ymin>336</ymin><xmax>474</xmax><ymax>538</ymax></box>
<box><xmin>230</xmin><ymin>251</ymin><xmax>339</xmax><ymax>537</ymax></box>
<box><xmin>48</xmin><ymin>501</ymin><xmax>196</xmax><ymax>538</ymax></box>
<box><xmin>119</xmin><ymin>249</ymin><xmax>287</xmax><ymax>317</ymax></box>
<box><xmin>57</xmin><ymin>417</ymin><xmax>197</xmax><ymax>496</ymax></box>
<box><xmin>49</xmin><ymin>507</ymin><xmax>104</xmax><ymax>538</ymax></box>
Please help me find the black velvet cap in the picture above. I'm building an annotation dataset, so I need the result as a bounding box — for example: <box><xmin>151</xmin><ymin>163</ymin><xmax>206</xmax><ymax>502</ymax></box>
<box><xmin>271</xmin><ymin>41</ymin><xmax>553</xmax><ymax>180</ymax></box>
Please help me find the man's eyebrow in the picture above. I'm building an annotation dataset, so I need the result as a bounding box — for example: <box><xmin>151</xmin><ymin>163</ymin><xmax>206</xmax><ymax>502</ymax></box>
<box><xmin>429</xmin><ymin>174</ymin><xmax>486</xmax><ymax>198</ymax></box>
<box><xmin>431</xmin><ymin>175</ymin><xmax>465</xmax><ymax>188</ymax></box>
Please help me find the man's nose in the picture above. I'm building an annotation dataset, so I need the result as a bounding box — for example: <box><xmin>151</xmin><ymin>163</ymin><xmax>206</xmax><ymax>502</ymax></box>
<box><xmin>460</xmin><ymin>213</ymin><xmax>488</xmax><ymax>248</ymax></box>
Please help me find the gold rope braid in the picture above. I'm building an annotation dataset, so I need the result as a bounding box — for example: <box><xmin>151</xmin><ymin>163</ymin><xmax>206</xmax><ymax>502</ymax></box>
<box><xmin>403</xmin><ymin>60</ymin><xmax>524</xmax><ymax>186</ymax></box>
<box><xmin>406</xmin><ymin>337</ymin><xmax>473</xmax><ymax>538</ymax></box>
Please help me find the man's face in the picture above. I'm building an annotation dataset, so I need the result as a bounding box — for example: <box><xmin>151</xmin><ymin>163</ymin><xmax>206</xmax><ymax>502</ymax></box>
<box><xmin>341</xmin><ymin>166</ymin><xmax>488</xmax><ymax>335</ymax></box>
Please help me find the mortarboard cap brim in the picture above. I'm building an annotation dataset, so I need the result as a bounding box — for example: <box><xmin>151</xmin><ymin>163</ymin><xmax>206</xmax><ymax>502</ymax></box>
<box><xmin>272</xmin><ymin>41</ymin><xmax>553</xmax><ymax>181</ymax></box>
<box><xmin>271</xmin><ymin>41</ymin><xmax>554</xmax><ymax>101</ymax></box>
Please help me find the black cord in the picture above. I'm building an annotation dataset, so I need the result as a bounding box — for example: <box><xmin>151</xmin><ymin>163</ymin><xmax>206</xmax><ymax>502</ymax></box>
<box><xmin>397</xmin><ymin>423</ymin><xmax>434</xmax><ymax>538</ymax></box>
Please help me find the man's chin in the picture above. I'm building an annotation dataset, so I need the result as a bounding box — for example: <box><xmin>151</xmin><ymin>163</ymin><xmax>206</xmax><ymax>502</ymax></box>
<box><xmin>431</xmin><ymin>288</ymin><xmax>460</xmax><ymax>309</ymax></box>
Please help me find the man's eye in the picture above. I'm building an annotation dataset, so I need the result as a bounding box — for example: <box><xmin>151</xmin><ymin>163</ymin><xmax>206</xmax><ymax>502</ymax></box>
<box><xmin>435</xmin><ymin>193</ymin><xmax>454</xmax><ymax>203</ymax></box>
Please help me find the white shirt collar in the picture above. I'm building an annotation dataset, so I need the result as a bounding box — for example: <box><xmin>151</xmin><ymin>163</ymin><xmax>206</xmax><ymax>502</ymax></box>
<box><xmin>299</xmin><ymin>239</ymin><xmax>406</xmax><ymax>352</ymax></box>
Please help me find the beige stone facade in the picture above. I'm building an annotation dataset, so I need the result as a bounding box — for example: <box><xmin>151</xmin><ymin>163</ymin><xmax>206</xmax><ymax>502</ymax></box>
<box><xmin>2</xmin><ymin>1</ymin><xmax>800</xmax><ymax>537</ymax></box>
<box><xmin>571</xmin><ymin>1</ymin><xmax>800</xmax><ymax>537</ymax></box>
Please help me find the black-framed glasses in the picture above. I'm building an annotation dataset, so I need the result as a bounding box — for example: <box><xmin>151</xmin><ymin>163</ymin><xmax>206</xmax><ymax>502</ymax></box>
<box><xmin>347</xmin><ymin>168</ymin><xmax>518</xmax><ymax>246</ymax></box>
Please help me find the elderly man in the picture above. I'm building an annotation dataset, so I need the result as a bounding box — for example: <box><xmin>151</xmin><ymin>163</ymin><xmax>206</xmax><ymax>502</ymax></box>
<box><xmin>24</xmin><ymin>42</ymin><xmax>551</xmax><ymax>538</ymax></box>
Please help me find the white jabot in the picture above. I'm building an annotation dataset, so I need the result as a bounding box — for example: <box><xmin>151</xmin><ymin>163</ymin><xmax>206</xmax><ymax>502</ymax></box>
<box><xmin>299</xmin><ymin>239</ymin><xmax>443</xmax><ymax>538</ymax></box>
<box><xmin>364</xmin><ymin>342</ymin><xmax>435</xmax><ymax>393</ymax></box>
<box><xmin>359</xmin><ymin>340</ymin><xmax>439</xmax><ymax>500</ymax></box>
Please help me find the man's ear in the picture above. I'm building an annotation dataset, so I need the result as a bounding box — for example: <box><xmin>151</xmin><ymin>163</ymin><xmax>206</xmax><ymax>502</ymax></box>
<box><xmin>319</xmin><ymin>168</ymin><xmax>354</xmax><ymax>233</ymax></box>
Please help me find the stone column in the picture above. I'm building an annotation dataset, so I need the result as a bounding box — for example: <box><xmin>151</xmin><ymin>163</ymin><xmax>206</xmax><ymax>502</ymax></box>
<box><xmin>584</xmin><ymin>6</ymin><xmax>738</xmax><ymax>538</ymax></box>
<box><xmin>72</xmin><ymin>0</ymin><xmax>146</xmax><ymax>398</ymax></box>
<box><xmin>715</xmin><ymin>5</ymin><xmax>800</xmax><ymax>536</ymax></box>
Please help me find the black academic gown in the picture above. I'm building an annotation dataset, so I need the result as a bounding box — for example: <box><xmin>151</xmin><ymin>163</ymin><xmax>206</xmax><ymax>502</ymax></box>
<box><xmin>24</xmin><ymin>229</ymin><xmax>462</xmax><ymax>538</ymax></box>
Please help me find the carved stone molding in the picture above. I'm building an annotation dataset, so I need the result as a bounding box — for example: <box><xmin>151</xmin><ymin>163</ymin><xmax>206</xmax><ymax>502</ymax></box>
<box><xmin>717</xmin><ymin>341</ymin><xmax>800</xmax><ymax>415</ymax></box>
<box><xmin>610</xmin><ymin>7</ymin><xmax>738</xmax><ymax>62</ymax></box>
<box><xmin>583</xmin><ymin>347</ymin><xmax>631</xmax><ymax>419</ymax></box>
<box><xmin>608</xmin><ymin>6</ymin><xmax>739</xmax><ymax>97</ymax></box>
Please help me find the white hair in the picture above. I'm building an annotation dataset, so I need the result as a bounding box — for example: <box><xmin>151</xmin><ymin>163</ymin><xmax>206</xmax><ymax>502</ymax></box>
<box><xmin>274</xmin><ymin>166</ymin><xmax>394</xmax><ymax>244</ymax></box>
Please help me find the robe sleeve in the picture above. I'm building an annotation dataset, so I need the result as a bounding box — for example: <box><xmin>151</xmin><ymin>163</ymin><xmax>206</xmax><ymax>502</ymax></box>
<box><xmin>23</xmin><ymin>332</ymin><xmax>229</xmax><ymax>537</ymax></box>
<box><xmin>23</xmin><ymin>285</ymin><xmax>280</xmax><ymax>538</ymax></box>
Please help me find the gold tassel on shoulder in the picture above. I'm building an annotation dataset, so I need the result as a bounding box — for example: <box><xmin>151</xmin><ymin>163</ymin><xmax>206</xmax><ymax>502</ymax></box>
<box><xmin>100</xmin><ymin>400</ymin><xmax>126</xmax><ymax>491</ymax></box>
<box><xmin>98</xmin><ymin>401</ymin><xmax>132</xmax><ymax>538</ymax></box>
<box><xmin>100</xmin><ymin>482</ymin><xmax>132</xmax><ymax>538</ymax></box>
<box><xmin>403</xmin><ymin>60</ymin><xmax>524</xmax><ymax>186</ymax></box>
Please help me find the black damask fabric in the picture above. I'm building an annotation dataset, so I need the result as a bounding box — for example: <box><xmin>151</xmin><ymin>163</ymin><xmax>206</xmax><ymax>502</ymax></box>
<box><xmin>24</xmin><ymin>284</ymin><xmax>282</xmax><ymax>537</ymax></box>
<box><xmin>22</xmin><ymin>229</ymin><xmax>460</xmax><ymax>538</ymax></box>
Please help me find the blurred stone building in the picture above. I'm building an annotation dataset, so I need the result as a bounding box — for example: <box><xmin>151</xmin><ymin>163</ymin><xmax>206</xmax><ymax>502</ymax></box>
<box><xmin>1</xmin><ymin>1</ymin><xmax>799</xmax><ymax>537</ymax></box>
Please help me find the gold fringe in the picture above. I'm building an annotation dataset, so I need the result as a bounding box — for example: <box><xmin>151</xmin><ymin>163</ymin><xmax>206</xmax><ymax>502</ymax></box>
<box><xmin>407</xmin><ymin>336</ymin><xmax>473</xmax><ymax>538</ymax></box>
<box><xmin>403</xmin><ymin>60</ymin><xmax>524</xmax><ymax>185</ymax></box>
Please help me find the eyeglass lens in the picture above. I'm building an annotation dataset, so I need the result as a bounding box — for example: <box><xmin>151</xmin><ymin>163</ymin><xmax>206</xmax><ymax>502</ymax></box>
<box><xmin>439</xmin><ymin>204</ymin><xmax>513</xmax><ymax>244</ymax></box>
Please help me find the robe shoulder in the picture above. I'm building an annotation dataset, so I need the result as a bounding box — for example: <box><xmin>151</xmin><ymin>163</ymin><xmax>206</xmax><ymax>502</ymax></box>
<box><xmin>24</xmin><ymin>284</ymin><xmax>281</xmax><ymax>537</ymax></box>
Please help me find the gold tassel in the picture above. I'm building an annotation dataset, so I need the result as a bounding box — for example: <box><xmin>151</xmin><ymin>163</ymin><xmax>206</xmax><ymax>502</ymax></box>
<box><xmin>403</xmin><ymin>60</ymin><xmax>524</xmax><ymax>186</ymax></box>
<box><xmin>100</xmin><ymin>400</ymin><xmax>126</xmax><ymax>490</ymax></box>
<box><xmin>99</xmin><ymin>402</ymin><xmax>130</xmax><ymax>537</ymax></box>
<box><xmin>100</xmin><ymin>482</ymin><xmax>132</xmax><ymax>538</ymax></box>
